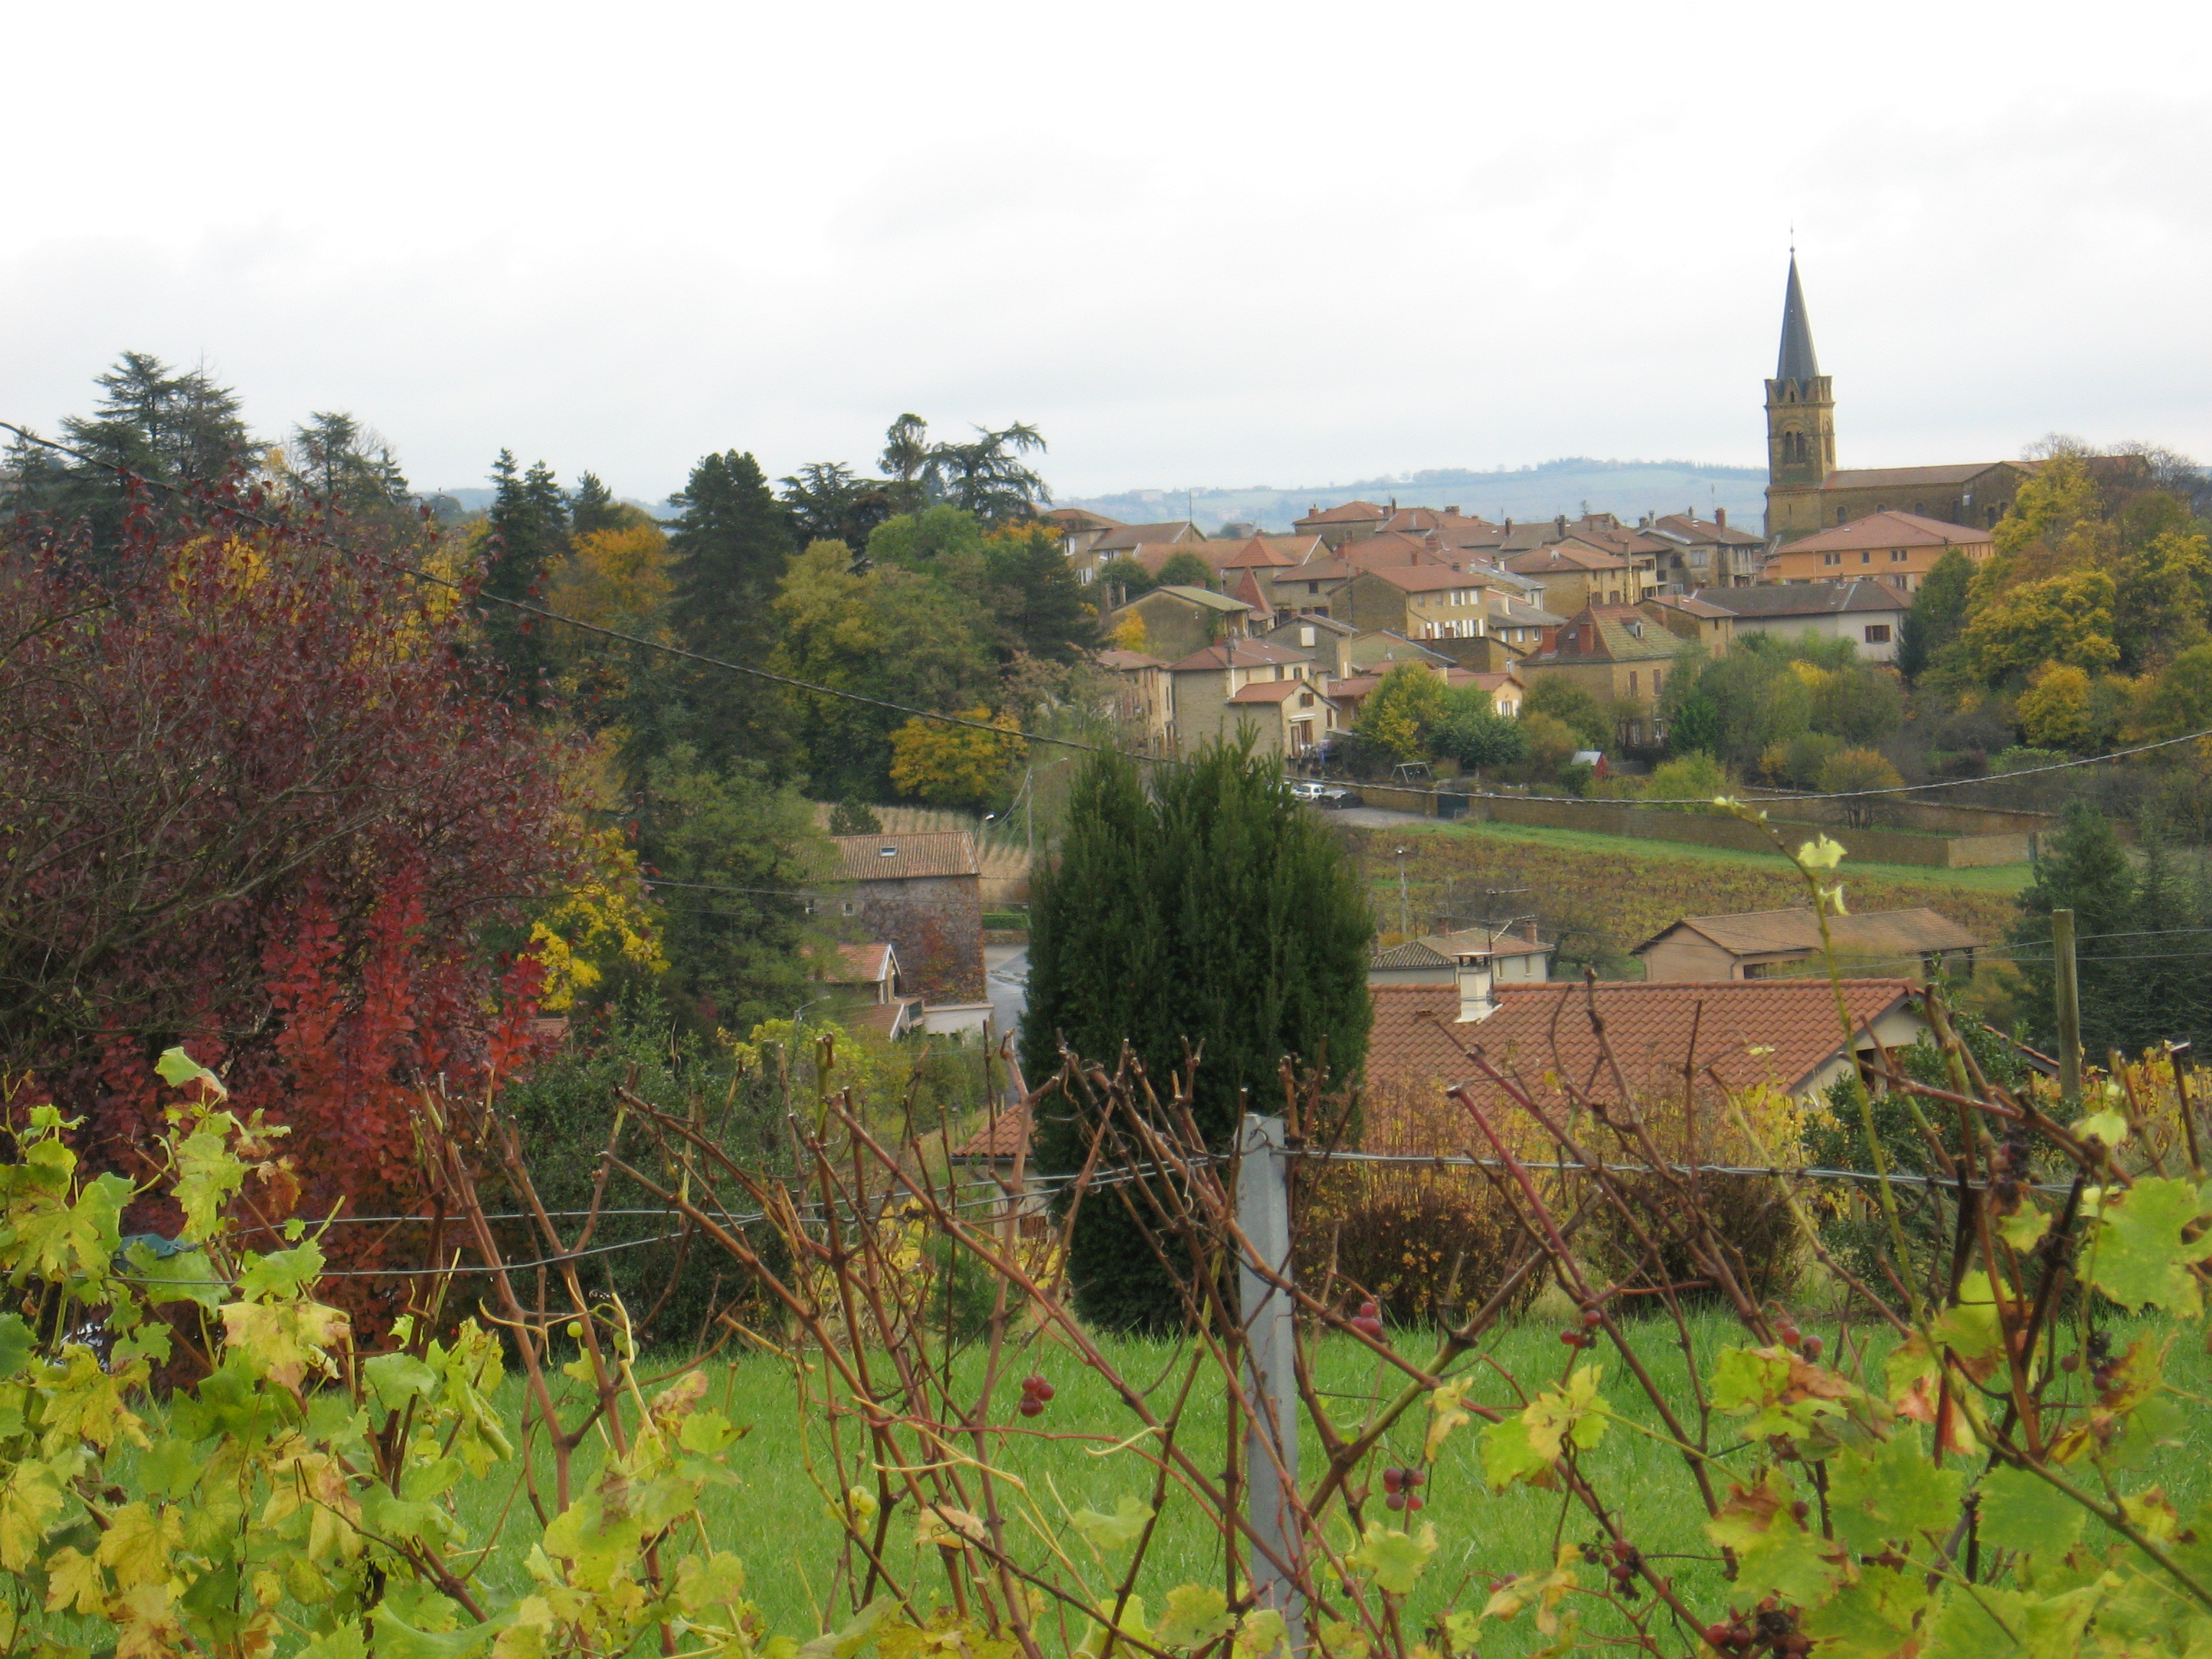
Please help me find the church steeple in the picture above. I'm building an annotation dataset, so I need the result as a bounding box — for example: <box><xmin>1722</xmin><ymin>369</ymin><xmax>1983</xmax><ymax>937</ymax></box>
<box><xmin>1776</xmin><ymin>253</ymin><xmax>1820</xmax><ymax>384</ymax></box>
<box><xmin>1763</xmin><ymin>253</ymin><xmax>1836</xmax><ymax>539</ymax></box>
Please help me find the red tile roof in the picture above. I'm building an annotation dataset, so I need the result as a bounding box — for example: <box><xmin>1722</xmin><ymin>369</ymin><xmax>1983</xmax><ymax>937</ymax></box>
<box><xmin>1229</xmin><ymin>678</ymin><xmax>1327</xmax><ymax>704</ymax></box>
<box><xmin>1356</xmin><ymin>564</ymin><xmax>1488</xmax><ymax>595</ymax></box>
<box><xmin>1366</xmin><ymin>978</ymin><xmax>1923</xmax><ymax>1106</ymax></box>
<box><xmin>1295</xmin><ymin>500</ymin><xmax>1390</xmax><ymax>525</ymax></box>
<box><xmin>830</xmin><ymin>832</ymin><xmax>981</xmax><ymax>881</ymax></box>
<box><xmin>1782</xmin><ymin>511</ymin><xmax>1995</xmax><ymax>554</ymax></box>
<box><xmin>832</xmin><ymin>943</ymin><xmax>897</xmax><ymax>983</ymax></box>
<box><xmin>1167</xmin><ymin>639</ymin><xmax>1313</xmax><ymax>673</ymax></box>
<box><xmin>1506</xmin><ymin>544</ymin><xmax>1629</xmax><ymax>574</ymax></box>
<box><xmin>1821</xmin><ymin>463</ymin><xmax>2014</xmax><ymax>490</ymax></box>
<box><xmin>953</xmin><ymin>1102</ymin><xmax>1033</xmax><ymax>1160</ymax></box>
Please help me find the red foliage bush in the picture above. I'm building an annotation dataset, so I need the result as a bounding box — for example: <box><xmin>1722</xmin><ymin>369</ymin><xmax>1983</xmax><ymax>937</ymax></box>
<box><xmin>0</xmin><ymin>497</ymin><xmax>576</xmax><ymax>1328</ymax></box>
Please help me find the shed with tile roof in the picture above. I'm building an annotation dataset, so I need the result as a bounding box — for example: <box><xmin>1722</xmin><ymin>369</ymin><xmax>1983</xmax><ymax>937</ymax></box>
<box><xmin>825</xmin><ymin>832</ymin><xmax>984</xmax><ymax>1002</ymax></box>
<box><xmin>1633</xmin><ymin>908</ymin><xmax>1984</xmax><ymax>982</ymax></box>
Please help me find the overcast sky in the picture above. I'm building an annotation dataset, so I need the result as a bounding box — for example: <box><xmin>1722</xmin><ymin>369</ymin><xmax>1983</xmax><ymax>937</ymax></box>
<box><xmin>4</xmin><ymin>1</ymin><xmax>2206</xmax><ymax>504</ymax></box>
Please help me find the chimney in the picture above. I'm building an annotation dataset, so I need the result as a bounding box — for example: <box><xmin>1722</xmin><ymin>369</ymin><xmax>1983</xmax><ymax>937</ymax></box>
<box><xmin>1715</xmin><ymin>507</ymin><xmax>1728</xmax><ymax>529</ymax></box>
<box><xmin>1555</xmin><ymin>514</ymin><xmax>1568</xmax><ymax>537</ymax></box>
<box><xmin>1455</xmin><ymin>953</ymin><xmax>1498</xmax><ymax>1022</ymax></box>
<box><xmin>1521</xmin><ymin>918</ymin><xmax>1540</xmax><ymax>944</ymax></box>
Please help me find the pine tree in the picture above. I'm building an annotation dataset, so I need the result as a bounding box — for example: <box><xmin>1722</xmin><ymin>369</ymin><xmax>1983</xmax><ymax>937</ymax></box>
<box><xmin>570</xmin><ymin>472</ymin><xmax>631</xmax><ymax>537</ymax></box>
<box><xmin>479</xmin><ymin>451</ymin><xmax>571</xmax><ymax>706</ymax></box>
<box><xmin>1022</xmin><ymin>739</ymin><xmax>1373</xmax><ymax>1331</ymax></box>
<box><xmin>650</xmin><ymin>450</ymin><xmax>798</xmax><ymax>774</ymax></box>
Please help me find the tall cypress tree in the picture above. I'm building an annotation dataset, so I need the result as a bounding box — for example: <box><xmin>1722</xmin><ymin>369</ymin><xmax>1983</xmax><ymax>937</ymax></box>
<box><xmin>650</xmin><ymin>450</ymin><xmax>797</xmax><ymax>774</ymax></box>
<box><xmin>1022</xmin><ymin>739</ymin><xmax>1373</xmax><ymax>1331</ymax></box>
<box><xmin>478</xmin><ymin>451</ymin><xmax>570</xmax><ymax>707</ymax></box>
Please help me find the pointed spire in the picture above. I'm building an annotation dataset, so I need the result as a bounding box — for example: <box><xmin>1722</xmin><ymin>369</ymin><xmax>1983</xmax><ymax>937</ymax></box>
<box><xmin>1776</xmin><ymin>253</ymin><xmax>1820</xmax><ymax>383</ymax></box>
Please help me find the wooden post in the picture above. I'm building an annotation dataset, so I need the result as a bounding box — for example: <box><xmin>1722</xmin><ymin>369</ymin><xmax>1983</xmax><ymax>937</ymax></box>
<box><xmin>2053</xmin><ymin>908</ymin><xmax>2082</xmax><ymax>1109</ymax></box>
<box><xmin>1237</xmin><ymin>1113</ymin><xmax>1303</xmax><ymax>1652</ymax></box>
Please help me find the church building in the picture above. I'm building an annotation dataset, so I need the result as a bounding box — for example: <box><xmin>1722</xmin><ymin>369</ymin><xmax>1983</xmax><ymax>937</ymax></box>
<box><xmin>1763</xmin><ymin>258</ymin><xmax>2029</xmax><ymax>544</ymax></box>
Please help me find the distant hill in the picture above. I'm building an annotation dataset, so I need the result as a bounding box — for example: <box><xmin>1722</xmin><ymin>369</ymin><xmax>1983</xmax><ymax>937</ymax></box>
<box><xmin>1063</xmin><ymin>457</ymin><xmax>1768</xmax><ymax>534</ymax></box>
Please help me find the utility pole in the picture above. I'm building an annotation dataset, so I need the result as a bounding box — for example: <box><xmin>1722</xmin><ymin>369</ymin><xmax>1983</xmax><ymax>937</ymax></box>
<box><xmin>2053</xmin><ymin>907</ymin><xmax>2082</xmax><ymax>1108</ymax></box>
<box><xmin>1392</xmin><ymin>846</ymin><xmax>1410</xmax><ymax>940</ymax></box>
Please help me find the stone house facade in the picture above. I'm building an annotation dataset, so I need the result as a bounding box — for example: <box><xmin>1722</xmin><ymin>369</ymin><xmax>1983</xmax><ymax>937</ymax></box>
<box><xmin>826</xmin><ymin>832</ymin><xmax>985</xmax><ymax>1002</ymax></box>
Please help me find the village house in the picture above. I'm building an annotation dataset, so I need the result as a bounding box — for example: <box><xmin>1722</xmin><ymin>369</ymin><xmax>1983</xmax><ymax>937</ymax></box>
<box><xmin>1096</xmin><ymin>647</ymin><xmax>1174</xmax><ymax>750</ymax></box>
<box><xmin>1364</xmin><ymin>973</ymin><xmax>1932</xmax><ymax>1110</ymax></box>
<box><xmin>1056</xmin><ymin>516</ymin><xmax>1205</xmax><ymax>585</ymax></box>
<box><xmin>819</xmin><ymin>942</ymin><xmax>920</xmax><ymax>1039</ymax></box>
<box><xmin>1162</xmin><ymin>638</ymin><xmax>1337</xmax><ymax>757</ymax></box>
<box><xmin>1367</xmin><ymin>922</ymin><xmax>1552</xmax><ymax>987</ymax></box>
<box><xmin>1642</xmin><ymin>509</ymin><xmax>1768</xmax><ymax>589</ymax></box>
<box><xmin>1106</xmin><ymin>583</ymin><xmax>1251</xmax><ymax>662</ymax></box>
<box><xmin>948</xmin><ymin>1102</ymin><xmax>1048</xmax><ymax>1235</ymax></box>
<box><xmin>1520</xmin><ymin>606</ymin><xmax>1690</xmax><ymax>744</ymax></box>
<box><xmin>1259</xmin><ymin>611</ymin><xmax>1359</xmax><ymax>669</ymax></box>
<box><xmin>1503</xmin><ymin>541</ymin><xmax>1649</xmax><ymax>613</ymax></box>
<box><xmin>826</xmin><ymin>832</ymin><xmax>986</xmax><ymax>1003</ymax></box>
<box><xmin>1292</xmin><ymin>500</ymin><xmax>1392</xmax><ymax>547</ymax></box>
<box><xmin>1339</xmin><ymin>565</ymin><xmax>1494</xmax><ymax>641</ymax></box>
<box><xmin>1762</xmin><ymin>510</ymin><xmax>1994</xmax><ymax>593</ymax></box>
<box><xmin>1642</xmin><ymin>591</ymin><xmax>1737</xmax><ymax>655</ymax></box>
<box><xmin>1634</xmin><ymin>908</ymin><xmax>1985</xmax><ymax>981</ymax></box>
<box><xmin>1692</xmin><ymin>580</ymin><xmax>1907</xmax><ymax>663</ymax></box>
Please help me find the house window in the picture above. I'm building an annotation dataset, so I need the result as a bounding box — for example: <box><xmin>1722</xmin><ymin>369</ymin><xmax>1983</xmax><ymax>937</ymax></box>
<box><xmin>1822</xmin><ymin>552</ymin><xmax>1842</xmax><ymax>566</ymax></box>
<box><xmin>1864</xmin><ymin>624</ymin><xmax>1892</xmax><ymax>644</ymax></box>
<box><xmin>841</xmin><ymin>901</ymin><xmax>855</xmax><ymax>915</ymax></box>
<box><xmin>1079</xmin><ymin>566</ymin><xmax>1094</xmax><ymax>584</ymax></box>
<box><xmin>1861</xmin><ymin>551</ymin><xmax>1872</xmax><ymax>564</ymax></box>
<box><xmin>1629</xmin><ymin>672</ymin><xmax>1639</xmax><ymax>694</ymax></box>
<box><xmin>1891</xmin><ymin>548</ymin><xmax>1909</xmax><ymax>561</ymax></box>
<box><xmin>1653</xmin><ymin>670</ymin><xmax>1663</xmax><ymax>694</ymax></box>
<box><xmin>1307</xmin><ymin>582</ymin><xmax>1321</xmax><ymax>594</ymax></box>
<box><xmin>1837</xmin><ymin>507</ymin><xmax>1848</xmax><ymax>524</ymax></box>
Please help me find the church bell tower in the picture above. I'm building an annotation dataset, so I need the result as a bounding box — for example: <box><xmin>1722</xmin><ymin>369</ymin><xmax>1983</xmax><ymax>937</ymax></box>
<box><xmin>1763</xmin><ymin>254</ymin><xmax>1835</xmax><ymax>541</ymax></box>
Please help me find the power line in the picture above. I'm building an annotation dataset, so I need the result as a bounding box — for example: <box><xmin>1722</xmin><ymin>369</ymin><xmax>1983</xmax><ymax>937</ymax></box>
<box><xmin>6</xmin><ymin>419</ymin><xmax>2208</xmax><ymax>809</ymax></box>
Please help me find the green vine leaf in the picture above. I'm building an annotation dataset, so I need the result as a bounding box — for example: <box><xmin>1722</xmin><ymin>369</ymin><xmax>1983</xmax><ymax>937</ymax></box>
<box><xmin>2087</xmin><ymin>1177</ymin><xmax>2212</xmax><ymax>1313</ymax></box>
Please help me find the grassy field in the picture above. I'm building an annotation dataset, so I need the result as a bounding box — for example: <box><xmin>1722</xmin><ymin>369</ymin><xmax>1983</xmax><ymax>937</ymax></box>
<box><xmin>1339</xmin><ymin>819</ymin><xmax>2027</xmax><ymax>961</ymax></box>
<box><xmin>433</xmin><ymin>1309</ymin><xmax>2207</xmax><ymax>1653</ymax></box>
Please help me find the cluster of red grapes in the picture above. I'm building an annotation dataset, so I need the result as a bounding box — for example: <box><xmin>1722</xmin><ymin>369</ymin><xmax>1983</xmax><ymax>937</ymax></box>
<box><xmin>1773</xmin><ymin>1320</ymin><xmax>1822</xmax><ymax>1361</ymax></box>
<box><xmin>2059</xmin><ymin>1327</ymin><xmax>2113</xmax><ymax>1390</ymax></box>
<box><xmin>1016</xmin><ymin>1373</ymin><xmax>1055</xmax><ymax>1418</ymax></box>
<box><xmin>1349</xmin><ymin>1300</ymin><xmax>1385</xmax><ymax>1339</ymax></box>
<box><xmin>1581</xmin><ymin>1538</ymin><xmax>1641</xmax><ymax>1599</ymax></box>
<box><xmin>1378</xmin><ymin>1467</ymin><xmax>1426</xmax><ymax>1512</ymax></box>
<box><xmin>1702</xmin><ymin>1600</ymin><xmax>1805</xmax><ymax>1654</ymax></box>
<box><xmin>1559</xmin><ymin>1306</ymin><xmax>1603</xmax><ymax>1348</ymax></box>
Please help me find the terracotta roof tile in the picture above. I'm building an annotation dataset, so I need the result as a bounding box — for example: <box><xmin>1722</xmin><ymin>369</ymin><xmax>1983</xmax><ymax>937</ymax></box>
<box><xmin>1640</xmin><ymin>908</ymin><xmax>1985</xmax><ymax>961</ymax></box>
<box><xmin>1295</xmin><ymin>501</ymin><xmax>1390</xmax><ymax>524</ymax></box>
<box><xmin>830</xmin><ymin>832</ymin><xmax>981</xmax><ymax>882</ymax></box>
<box><xmin>953</xmin><ymin>1102</ymin><xmax>1033</xmax><ymax>1160</ymax></box>
<box><xmin>832</xmin><ymin>943</ymin><xmax>896</xmax><ymax>982</ymax></box>
<box><xmin>1783</xmin><ymin>511</ymin><xmax>1995</xmax><ymax>554</ymax></box>
<box><xmin>1366</xmin><ymin>978</ymin><xmax>1923</xmax><ymax>1104</ymax></box>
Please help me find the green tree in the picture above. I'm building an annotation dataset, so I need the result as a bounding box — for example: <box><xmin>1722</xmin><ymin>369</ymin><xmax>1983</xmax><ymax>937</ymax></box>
<box><xmin>1665</xmin><ymin>690</ymin><xmax>1724</xmax><ymax>757</ymax></box>
<box><xmin>634</xmin><ymin>744</ymin><xmax>828</xmax><ymax>1030</ymax></box>
<box><xmin>2009</xmin><ymin>804</ymin><xmax>2139</xmax><ymax>1057</ymax></box>
<box><xmin>1961</xmin><ymin>567</ymin><xmax>2121</xmax><ymax>683</ymax></box>
<box><xmin>781</xmin><ymin>460</ymin><xmax>900</xmax><ymax>551</ymax></box>
<box><xmin>867</xmin><ymin>503</ymin><xmax>988</xmax><ymax>569</ymax></box>
<box><xmin>5</xmin><ymin>351</ymin><xmax>253</xmax><ymax>552</ymax></box>
<box><xmin>479</xmin><ymin>449</ymin><xmax>571</xmax><ymax>705</ymax></box>
<box><xmin>650</xmin><ymin>449</ymin><xmax>798</xmax><ymax>775</ymax></box>
<box><xmin>1521</xmin><ymin>676</ymin><xmax>1609</xmax><ymax>748</ymax></box>
<box><xmin>1023</xmin><ymin>741</ymin><xmax>1373</xmax><ymax>1331</ymax></box>
<box><xmin>1815</xmin><ymin>747</ymin><xmax>1905</xmax><ymax>827</ymax></box>
<box><xmin>1897</xmin><ymin>549</ymin><xmax>1975</xmax><ymax>681</ymax></box>
<box><xmin>1432</xmin><ymin>693</ymin><xmax>1527</xmax><ymax>773</ymax></box>
<box><xmin>925</xmin><ymin>421</ymin><xmax>1051</xmax><ymax>523</ymax></box>
<box><xmin>1355</xmin><ymin>665</ymin><xmax>1451</xmax><ymax>763</ymax></box>
<box><xmin>1810</xmin><ymin>663</ymin><xmax>1906</xmax><ymax>745</ymax></box>
<box><xmin>981</xmin><ymin>524</ymin><xmax>1100</xmax><ymax>663</ymax></box>
<box><xmin>2112</xmin><ymin>526</ymin><xmax>2212</xmax><ymax>671</ymax></box>
<box><xmin>2134</xmin><ymin>641</ymin><xmax>2212</xmax><ymax>740</ymax></box>
<box><xmin>570</xmin><ymin>470</ymin><xmax>652</xmax><ymax>536</ymax></box>
<box><xmin>285</xmin><ymin>412</ymin><xmax>411</xmax><ymax>522</ymax></box>
<box><xmin>1156</xmin><ymin>549</ymin><xmax>1216</xmax><ymax>590</ymax></box>
<box><xmin>1097</xmin><ymin>554</ymin><xmax>1158</xmax><ymax>598</ymax></box>
<box><xmin>1642</xmin><ymin>751</ymin><xmax>1733</xmax><ymax>808</ymax></box>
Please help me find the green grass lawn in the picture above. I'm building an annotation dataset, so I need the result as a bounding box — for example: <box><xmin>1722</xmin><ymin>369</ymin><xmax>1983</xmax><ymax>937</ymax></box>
<box><xmin>438</xmin><ymin>1308</ymin><xmax>2211</xmax><ymax>1653</ymax></box>
<box><xmin>1420</xmin><ymin>817</ymin><xmax>2034</xmax><ymax>896</ymax></box>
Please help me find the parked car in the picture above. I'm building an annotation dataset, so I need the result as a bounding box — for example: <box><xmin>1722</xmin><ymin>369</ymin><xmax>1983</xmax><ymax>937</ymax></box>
<box><xmin>1289</xmin><ymin>779</ymin><xmax>1355</xmax><ymax>807</ymax></box>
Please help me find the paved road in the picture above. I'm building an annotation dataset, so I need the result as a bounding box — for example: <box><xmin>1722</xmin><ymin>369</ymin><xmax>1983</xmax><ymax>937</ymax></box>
<box><xmin>1330</xmin><ymin>805</ymin><xmax>1433</xmax><ymax>829</ymax></box>
<box><xmin>984</xmin><ymin>943</ymin><xmax>1028</xmax><ymax>1034</ymax></box>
